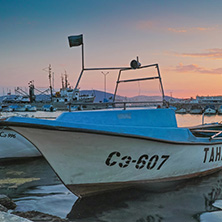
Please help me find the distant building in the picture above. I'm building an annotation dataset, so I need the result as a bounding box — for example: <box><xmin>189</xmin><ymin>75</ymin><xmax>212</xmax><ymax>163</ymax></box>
<box><xmin>196</xmin><ymin>96</ymin><xmax>222</xmax><ymax>103</ymax></box>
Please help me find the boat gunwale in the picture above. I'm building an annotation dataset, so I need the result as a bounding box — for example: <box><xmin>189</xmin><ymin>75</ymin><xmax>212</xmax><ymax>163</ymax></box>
<box><xmin>2</xmin><ymin>121</ymin><xmax>222</xmax><ymax>146</ymax></box>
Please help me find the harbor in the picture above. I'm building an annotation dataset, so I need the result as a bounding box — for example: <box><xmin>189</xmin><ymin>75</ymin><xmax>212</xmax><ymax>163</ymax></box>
<box><xmin>2</xmin><ymin>1</ymin><xmax>222</xmax><ymax>221</ymax></box>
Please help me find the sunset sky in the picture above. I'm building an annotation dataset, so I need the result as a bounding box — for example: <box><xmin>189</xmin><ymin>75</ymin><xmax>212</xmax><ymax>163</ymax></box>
<box><xmin>1</xmin><ymin>0</ymin><xmax>222</xmax><ymax>98</ymax></box>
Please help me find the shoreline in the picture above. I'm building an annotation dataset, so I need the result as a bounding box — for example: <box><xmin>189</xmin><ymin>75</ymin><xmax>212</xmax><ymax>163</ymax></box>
<box><xmin>0</xmin><ymin>194</ymin><xmax>68</xmax><ymax>221</ymax></box>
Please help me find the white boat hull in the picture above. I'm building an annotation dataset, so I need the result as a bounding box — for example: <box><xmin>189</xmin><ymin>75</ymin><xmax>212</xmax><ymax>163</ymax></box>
<box><xmin>175</xmin><ymin>108</ymin><xmax>186</xmax><ymax>114</ymax></box>
<box><xmin>218</xmin><ymin>109</ymin><xmax>222</xmax><ymax>115</ymax></box>
<box><xmin>204</xmin><ymin>108</ymin><xmax>216</xmax><ymax>115</ymax></box>
<box><xmin>10</xmin><ymin>126</ymin><xmax>222</xmax><ymax>197</ymax></box>
<box><xmin>190</xmin><ymin>109</ymin><xmax>202</xmax><ymax>114</ymax></box>
<box><xmin>0</xmin><ymin>127</ymin><xmax>40</xmax><ymax>160</ymax></box>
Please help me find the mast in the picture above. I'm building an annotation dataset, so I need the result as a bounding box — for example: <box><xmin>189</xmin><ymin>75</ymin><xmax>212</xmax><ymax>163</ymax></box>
<box><xmin>48</xmin><ymin>64</ymin><xmax>53</xmax><ymax>101</ymax></box>
<box><xmin>61</xmin><ymin>74</ymin><xmax>65</xmax><ymax>89</ymax></box>
<box><xmin>43</xmin><ymin>64</ymin><xmax>53</xmax><ymax>102</ymax></box>
<box><xmin>64</xmin><ymin>71</ymin><xmax>68</xmax><ymax>88</ymax></box>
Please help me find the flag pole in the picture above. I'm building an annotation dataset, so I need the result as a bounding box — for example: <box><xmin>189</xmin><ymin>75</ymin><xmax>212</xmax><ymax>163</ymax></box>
<box><xmin>74</xmin><ymin>40</ymin><xmax>84</xmax><ymax>90</ymax></box>
<box><xmin>81</xmin><ymin>42</ymin><xmax>84</xmax><ymax>70</ymax></box>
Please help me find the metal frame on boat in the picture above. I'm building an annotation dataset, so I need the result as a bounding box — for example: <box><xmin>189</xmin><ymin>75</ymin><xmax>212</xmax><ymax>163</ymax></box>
<box><xmin>69</xmin><ymin>55</ymin><xmax>166</xmax><ymax>110</ymax></box>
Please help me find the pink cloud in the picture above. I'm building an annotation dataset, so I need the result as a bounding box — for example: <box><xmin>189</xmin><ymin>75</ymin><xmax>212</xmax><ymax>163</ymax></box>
<box><xmin>171</xmin><ymin>63</ymin><xmax>222</xmax><ymax>74</ymax></box>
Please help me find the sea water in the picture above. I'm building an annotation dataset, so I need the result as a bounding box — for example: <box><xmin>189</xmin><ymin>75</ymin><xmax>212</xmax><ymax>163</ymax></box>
<box><xmin>1</xmin><ymin>112</ymin><xmax>222</xmax><ymax>221</ymax></box>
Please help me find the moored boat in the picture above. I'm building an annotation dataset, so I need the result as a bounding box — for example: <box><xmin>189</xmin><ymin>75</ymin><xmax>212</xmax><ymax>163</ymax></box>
<box><xmin>204</xmin><ymin>106</ymin><xmax>216</xmax><ymax>115</ymax></box>
<box><xmin>25</xmin><ymin>105</ymin><xmax>37</xmax><ymax>112</ymax></box>
<box><xmin>0</xmin><ymin>126</ymin><xmax>40</xmax><ymax>160</ymax></box>
<box><xmin>42</xmin><ymin>104</ymin><xmax>57</xmax><ymax>112</ymax></box>
<box><xmin>189</xmin><ymin>105</ymin><xmax>203</xmax><ymax>114</ymax></box>
<box><xmin>2</xmin><ymin>106</ymin><xmax>13</xmax><ymax>112</ymax></box>
<box><xmin>175</xmin><ymin>108</ymin><xmax>187</xmax><ymax>114</ymax></box>
<box><xmin>218</xmin><ymin>105</ymin><xmax>222</xmax><ymax>115</ymax></box>
<box><xmin>2</xmin><ymin>56</ymin><xmax>222</xmax><ymax>198</ymax></box>
<box><xmin>3</xmin><ymin>107</ymin><xmax>222</xmax><ymax>197</ymax></box>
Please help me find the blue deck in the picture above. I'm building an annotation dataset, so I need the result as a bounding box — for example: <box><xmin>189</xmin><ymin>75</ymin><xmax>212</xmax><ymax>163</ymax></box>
<box><xmin>6</xmin><ymin>108</ymin><xmax>212</xmax><ymax>143</ymax></box>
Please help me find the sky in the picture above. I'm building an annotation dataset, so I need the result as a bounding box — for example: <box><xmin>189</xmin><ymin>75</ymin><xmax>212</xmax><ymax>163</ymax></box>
<box><xmin>1</xmin><ymin>0</ymin><xmax>222</xmax><ymax>98</ymax></box>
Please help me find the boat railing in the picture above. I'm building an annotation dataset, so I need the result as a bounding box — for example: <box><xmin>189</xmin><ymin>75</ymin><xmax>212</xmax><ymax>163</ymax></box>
<box><xmin>67</xmin><ymin>100</ymin><xmax>165</xmax><ymax>111</ymax></box>
<box><xmin>210</xmin><ymin>130</ymin><xmax>222</xmax><ymax>140</ymax></box>
<box><xmin>113</xmin><ymin>100</ymin><xmax>164</xmax><ymax>110</ymax></box>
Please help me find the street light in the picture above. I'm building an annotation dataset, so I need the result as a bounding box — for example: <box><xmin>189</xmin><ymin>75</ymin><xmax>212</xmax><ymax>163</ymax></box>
<box><xmin>101</xmin><ymin>71</ymin><xmax>109</xmax><ymax>101</ymax></box>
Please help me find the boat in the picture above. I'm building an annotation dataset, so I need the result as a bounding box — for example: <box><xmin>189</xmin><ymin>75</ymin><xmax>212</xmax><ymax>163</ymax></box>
<box><xmin>54</xmin><ymin>73</ymin><xmax>95</xmax><ymax>104</ymax></box>
<box><xmin>169</xmin><ymin>106</ymin><xmax>177</xmax><ymax>111</ymax></box>
<box><xmin>0</xmin><ymin>126</ymin><xmax>40</xmax><ymax>160</ymax></box>
<box><xmin>218</xmin><ymin>105</ymin><xmax>222</xmax><ymax>115</ymax></box>
<box><xmin>189</xmin><ymin>105</ymin><xmax>203</xmax><ymax>114</ymax></box>
<box><xmin>2</xmin><ymin>57</ymin><xmax>222</xmax><ymax>198</ymax></box>
<box><xmin>42</xmin><ymin>104</ymin><xmax>57</xmax><ymax>112</ymax></box>
<box><xmin>25</xmin><ymin>105</ymin><xmax>37</xmax><ymax>112</ymax></box>
<box><xmin>2</xmin><ymin>106</ymin><xmax>13</xmax><ymax>112</ymax></box>
<box><xmin>10</xmin><ymin>105</ymin><xmax>27</xmax><ymax>112</ymax></box>
<box><xmin>204</xmin><ymin>105</ymin><xmax>216</xmax><ymax>115</ymax></box>
<box><xmin>7</xmin><ymin>104</ymin><xmax>37</xmax><ymax>112</ymax></box>
<box><xmin>3</xmin><ymin>105</ymin><xmax>222</xmax><ymax>197</ymax></box>
<box><xmin>175</xmin><ymin>108</ymin><xmax>187</xmax><ymax>114</ymax></box>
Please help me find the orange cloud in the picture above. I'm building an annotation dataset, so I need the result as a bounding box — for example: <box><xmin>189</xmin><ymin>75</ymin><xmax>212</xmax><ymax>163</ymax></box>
<box><xmin>171</xmin><ymin>48</ymin><xmax>222</xmax><ymax>60</ymax></box>
<box><xmin>170</xmin><ymin>63</ymin><xmax>222</xmax><ymax>74</ymax></box>
<box><xmin>168</xmin><ymin>28</ymin><xmax>187</xmax><ymax>33</ymax></box>
<box><xmin>168</xmin><ymin>26</ymin><xmax>215</xmax><ymax>33</ymax></box>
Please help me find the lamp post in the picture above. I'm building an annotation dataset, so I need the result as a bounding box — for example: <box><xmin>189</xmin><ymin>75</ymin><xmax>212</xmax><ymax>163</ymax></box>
<box><xmin>101</xmin><ymin>71</ymin><xmax>109</xmax><ymax>101</ymax></box>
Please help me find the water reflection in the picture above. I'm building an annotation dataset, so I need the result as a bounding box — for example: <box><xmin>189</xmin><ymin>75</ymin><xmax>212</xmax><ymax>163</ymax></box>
<box><xmin>67</xmin><ymin>171</ymin><xmax>222</xmax><ymax>221</ymax></box>
<box><xmin>15</xmin><ymin>184</ymin><xmax>77</xmax><ymax>218</ymax></box>
<box><xmin>0</xmin><ymin>157</ymin><xmax>60</xmax><ymax>197</ymax></box>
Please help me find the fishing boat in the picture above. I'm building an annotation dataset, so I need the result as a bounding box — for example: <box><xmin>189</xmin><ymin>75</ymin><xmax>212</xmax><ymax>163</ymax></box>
<box><xmin>204</xmin><ymin>105</ymin><xmax>216</xmax><ymax>115</ymax></box>
<box><xmin>189</xmin><ymin>105</ymin><xmax>203</xmax><ymax>114</ymax></box>
<box><xmin>54</xmin><ymin>73</ymin><xmax>95</xmax><ymax>104</ymax></box>
<box><xmin>2</xmin><ymin>58</ymin><xmax>222</xmax><ymax>198</ymax></box>
<box><xmin>218</xmin><ymin>105</ymin><xmax>222</xmax><ymax>115</ymax></box>
<box><xmin>42</xmin><ymin>104</ymin><xmax>57</xmax><ymax>112</ymax></box>
<box><xmin>25</xmin><ymin>105</ymin><xmax>37</xmax><ymax>112</ymax></box>
<box><xmin>175</xmin><ymin>108</ymin><xmax>187</xmax><ymax>114</ymax></box>
<box><xmin>2</xmin><ymin>105</ymin><xmax>13</xmax><ymax>112</ymax></box>
<box><xmin>0</xmin><ymin>126</ymin><xmax>40</xmax><ymax>160</ymax></box>
<box><xmin>10</xmin><ymin>105</ymin><xmax>27</xmax><ymax>112</ymax></box>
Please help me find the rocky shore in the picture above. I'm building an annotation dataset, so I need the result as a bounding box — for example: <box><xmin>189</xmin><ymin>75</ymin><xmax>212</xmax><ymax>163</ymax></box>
<box><xmin>0</xmin><ymin>158</ymin><xmax>79</xmax><ymax>221</ymax></box>
<box><xmin>0</xmin><ymin>194</ymin><xmax>69</xmax><ymax>222</ymax></box>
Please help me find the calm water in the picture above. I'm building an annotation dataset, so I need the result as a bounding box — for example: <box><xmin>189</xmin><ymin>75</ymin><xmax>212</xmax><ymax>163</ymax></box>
<box><xmin>1</xmin><ymin>112</ymin><xmax>222</xmax><ymax>221</ymax></box>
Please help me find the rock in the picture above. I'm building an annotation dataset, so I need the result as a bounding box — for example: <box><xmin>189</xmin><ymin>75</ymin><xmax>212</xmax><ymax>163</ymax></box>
<box><xmin>0</xmin><ymin>203</ymin><xmax>8</xmax><ymax>212</ymax></box>
<box><xmin>0</xmin><ymin>195</ymin><xmax>16</xmax><ymax>209</ymax></box>
<box><xmin>0</xmin><ymin>211</ymin><xmax>33</xmax><ymax>222</ymax></box>
<box><xmin>13</xmin><ymin>211</ymin><xmax>67</xmax><ymax>222</ymax></box>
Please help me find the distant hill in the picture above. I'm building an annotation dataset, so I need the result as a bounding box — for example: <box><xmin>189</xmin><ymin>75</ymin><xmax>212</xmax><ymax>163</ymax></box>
<box><xmin>0</xmin><ymin>90</ymin><xmax>176</xmax><ymax>103</ymax></box>
<box><xmin>81</xmin><ymin>90</ymin><xmax>176</xmax><ymax>103</ymax></box>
